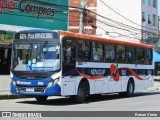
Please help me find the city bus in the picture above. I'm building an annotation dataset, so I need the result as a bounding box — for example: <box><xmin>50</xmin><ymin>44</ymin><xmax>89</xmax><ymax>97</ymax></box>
<box><xmin>10</xmin><ymin>29</ymin><xmax>155</xmax><ymax>103</ymax></box>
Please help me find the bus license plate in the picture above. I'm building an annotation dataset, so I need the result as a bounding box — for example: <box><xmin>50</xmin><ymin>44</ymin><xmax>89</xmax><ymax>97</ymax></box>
<box><xmin>26</xmin><ymin>88</ymin><xmax>34</xmax><ymax>92</ymax></box>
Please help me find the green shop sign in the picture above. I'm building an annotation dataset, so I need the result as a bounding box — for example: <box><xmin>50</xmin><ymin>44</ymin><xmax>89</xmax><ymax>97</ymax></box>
<box><xmin>0</xmin><ymin>0</ymin><xmax>68</xmax><ymax>30</ymax></box>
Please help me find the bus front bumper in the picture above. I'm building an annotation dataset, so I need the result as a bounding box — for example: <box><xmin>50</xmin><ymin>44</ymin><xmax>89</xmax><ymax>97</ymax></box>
<box><xmin>10</xmin><ymin>82</ymin><xmax>61</xmax><ymax>96</ymax></box>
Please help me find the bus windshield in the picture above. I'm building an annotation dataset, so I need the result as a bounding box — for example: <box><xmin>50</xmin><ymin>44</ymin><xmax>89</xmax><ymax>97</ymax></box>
<box><xmin>12</xmin><ymin>43</ymin><xmax>60</xmax><ymax>72</ymax></box>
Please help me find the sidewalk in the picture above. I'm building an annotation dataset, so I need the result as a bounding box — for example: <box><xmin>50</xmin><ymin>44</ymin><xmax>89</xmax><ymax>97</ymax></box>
<box><xmin>0</xmin><ymin>75</ymin><xmax>29</xmax><ymax>100</ymax></box>
<box><xmin>0</xmin><ymin>75</ymin><xmax>160</xmax><ymax>100</ymax></box>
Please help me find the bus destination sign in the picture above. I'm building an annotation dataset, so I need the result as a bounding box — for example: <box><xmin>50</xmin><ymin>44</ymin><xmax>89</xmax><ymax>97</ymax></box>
<box><xmin>19</xmin><ymin>33</ymin><xmax>53</xmax><ymax>39</ymax></box>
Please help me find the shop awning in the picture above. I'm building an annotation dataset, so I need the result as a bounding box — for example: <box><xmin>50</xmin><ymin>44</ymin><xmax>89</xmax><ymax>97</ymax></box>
<box><xmin>0</xmin><ymin>43</ymin><xmax>12</xmax><ymax>48</ymax></box>
<box><xmin>153</xmin><ymin>50</ymin><xmax>160</xmax><ymax>62</ymax></box>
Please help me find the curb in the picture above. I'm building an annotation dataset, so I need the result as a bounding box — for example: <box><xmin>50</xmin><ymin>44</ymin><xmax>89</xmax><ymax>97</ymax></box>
<box><xmin>0</xmin><ymin>94</ymin><xmax>32</xmax><ymax>100</ymax></box>
<box><xmin>154</xmin><ymin>79</ymin><xmax>160</xmax><ymax>82</ymax></box>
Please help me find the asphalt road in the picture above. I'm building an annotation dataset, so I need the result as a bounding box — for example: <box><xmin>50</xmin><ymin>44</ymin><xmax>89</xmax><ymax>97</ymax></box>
<box><xmin>0</xmin><ymin>92</ymin><xmax>160</xmax><ymax>109</ymax></box>
<box><xmin>0</xmin><ymin>91</ymin><xmax>160</xmax><ymax>119</ymax></box>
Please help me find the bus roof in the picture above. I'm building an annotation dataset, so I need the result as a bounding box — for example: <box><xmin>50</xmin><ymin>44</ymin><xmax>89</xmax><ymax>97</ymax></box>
<box><xmin>19</xmin><ymin>29</ymin><xmax>54</xmax><ymax>33</ymax></box>
<box><xmin>60</xmin><ymin>31</ymin><xmax>155</xmax><ymax>49</ymax></box>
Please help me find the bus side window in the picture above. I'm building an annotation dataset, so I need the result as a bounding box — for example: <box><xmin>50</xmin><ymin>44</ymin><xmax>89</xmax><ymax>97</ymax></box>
<box><xmin>136</xmin><ymin>48</ymin><xmax>144</xmax><ymax>64</ymax></box>
<box><xmin>116</xmin><ymin>45</ymin><xmax>126</xmax><ymax>63</ymax></box>
<box><xmin>77</xmin><ymin>40</ymin><xmax>91</xmax><ymax>61</ymax></box>
<box><xmin>144</xmin><ymin>49</ymin><xmax>152</xmax><ymax>64</ymax></box>
<box><xmin>92</xmin><ymin>42</ymin><xmax>104</xmax><ymax>62</ymax></box>
<box><xmin>105</xmin><ymin>44</ymin><xmax>115</xmax><ymax>63</ymax></box>
<box><xmin>126</xmin><ymin>47</ymin><xmax>136</xmax><ymax>64</ymax></box>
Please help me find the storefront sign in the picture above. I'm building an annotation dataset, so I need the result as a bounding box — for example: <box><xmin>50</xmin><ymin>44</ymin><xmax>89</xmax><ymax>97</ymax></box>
<box><xmin>0</xmin><ymin>0</ymin><xmax>68</xmax><ymax>30</ymax></box>
<box><xmin>0</xmin><ymin>0</ymin><xmax>55</xmax><ymax>18</ymax></box>
<box><xmin>20</xmin><ymin>0</ymin><xmax>55</xmax><ymax>18</ymax></box>
<box><xmin>0</xmin><ymin>0</ymin><xmax>17</xmax><ymax>13</ymax></box>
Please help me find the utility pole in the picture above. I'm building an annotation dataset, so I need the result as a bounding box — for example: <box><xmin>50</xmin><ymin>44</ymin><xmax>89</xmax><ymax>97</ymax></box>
<box><xmin>79</xmin><ymin>0</ymin><xmax>88</xmax><ymax>34</ymax></box>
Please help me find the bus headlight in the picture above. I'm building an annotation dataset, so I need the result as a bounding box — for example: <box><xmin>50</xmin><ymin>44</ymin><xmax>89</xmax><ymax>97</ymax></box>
<box><xmin>51</xmin><ymin>72</ymin><xmax>61</xmax><ymax>79</ymax></box>
<box><xmin>12</xmin><ymin>81</ymin><xmax>16</xmax><ymax>86</ymax></box>
<box><xmin>53</xmin><ymin>78</ymin><xmax>59</xmax><ymax>84</ymax></box>
<box><xmin>47</xmin><ymin>81</ymin><xmax>53</xmax><ymax>88</ymax></box>
<box><xmin>47</xmin><ymin>78</ymin><xmax>59</xmax><ymax>88</ymax></box>
<box><xmin>10</xmin><ymin>71</ymin><xmax>13</xmax><ymax>78</ymax></box>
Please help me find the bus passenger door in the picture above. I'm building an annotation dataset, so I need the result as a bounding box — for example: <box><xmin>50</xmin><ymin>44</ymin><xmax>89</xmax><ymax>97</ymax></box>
<box><xmin>61</xmin><ymin>37</ymin><xmax>77</xmax><ymax>95</ymax></box>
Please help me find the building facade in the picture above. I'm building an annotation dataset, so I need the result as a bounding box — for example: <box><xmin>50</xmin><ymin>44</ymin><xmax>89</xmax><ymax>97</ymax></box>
<box><xmin>69</xmin><ymin>0</ymin><xmax>97</xmax><ymax>34</ymax></box>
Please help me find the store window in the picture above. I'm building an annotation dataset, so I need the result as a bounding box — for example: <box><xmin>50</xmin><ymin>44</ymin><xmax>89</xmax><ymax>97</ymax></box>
<box><xmin>153</xmin><ymin>0</ymin><xmax>157</xmax><ymax>8</ymax></box>
<box><xmin>142</xmin><ymin>12</ymin><xmax>146</xmax><ymax>22</ymax></box>
<box><xmin>148</xmin><ymin>0</ymin><xmax>151</xmax><ymax>6</ymax></box>
<box><xmin>153</xmin><ymin>14</ymin><xmax>156</xmax><ymax>26</ymax></box>
<box><xmin>148</xmin><ymin>14</ymin><xmax>151</xmax><ymax>24</ymax></box>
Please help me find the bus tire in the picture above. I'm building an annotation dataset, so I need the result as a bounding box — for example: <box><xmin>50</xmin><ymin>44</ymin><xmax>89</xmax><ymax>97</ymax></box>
<box><xmin>119</xmin><ymin>80</ymin><xmax>134</xmax><ymax>97</ymax></box>
<box><xmin>35</xmin><ymin>96</ymin><xmax>48</xmax><ymax>102</ymax></box>
<box><xmin>73</xmin><ymin>82</ymin><xmax>86</xmax><ymax>103</ymax></box>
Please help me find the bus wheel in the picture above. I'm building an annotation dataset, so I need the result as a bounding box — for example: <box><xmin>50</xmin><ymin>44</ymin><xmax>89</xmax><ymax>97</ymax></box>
<box><xmin>73</xmin><ymin>82</ymin><xmax>86</xmax><ymax>103</ymax></box>
<box><xmin>35</xmin><ymin>96</ymin><xmax>48</xmax><ymax>102</ymax></box>
<box><xmin>127</xmin><ymin>80</ymin><xmax>134</xmax><ymax>97</ymax></box>
<box><xmin>119</xmin><ymin>80</ymin><xmax>134</xmax><ymax>97</ymax></box>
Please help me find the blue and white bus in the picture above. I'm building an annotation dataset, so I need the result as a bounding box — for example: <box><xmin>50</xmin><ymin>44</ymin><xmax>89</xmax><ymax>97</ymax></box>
<box><xmin>10</xmin><ymin>29</ymin><xmax>155</xmax><ymax>103</ymax></box>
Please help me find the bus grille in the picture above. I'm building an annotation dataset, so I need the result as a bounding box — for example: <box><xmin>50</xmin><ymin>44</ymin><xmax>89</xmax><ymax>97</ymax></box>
<box><xmin>16</xmin><ymin>86</ymin><xmax>46</xmax><ymax>92</ymax></box>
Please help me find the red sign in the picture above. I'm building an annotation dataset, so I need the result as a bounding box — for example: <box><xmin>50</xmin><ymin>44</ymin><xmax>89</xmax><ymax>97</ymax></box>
<box><xmin>0</xmin><ymin>0</ymin><xmax>17</xmax><ymax>13</ymax></box>
<box><xmin>0</xmin><ymin>0</ymin><xmax>54</xmax><ymax>18</ymax></box>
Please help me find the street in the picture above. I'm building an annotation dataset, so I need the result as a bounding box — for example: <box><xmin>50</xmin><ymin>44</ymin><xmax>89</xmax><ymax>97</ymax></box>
<box><xmin>0</xmin><ymin>90</ymin><xmax>160</xmax><ymax>112</ymax></box>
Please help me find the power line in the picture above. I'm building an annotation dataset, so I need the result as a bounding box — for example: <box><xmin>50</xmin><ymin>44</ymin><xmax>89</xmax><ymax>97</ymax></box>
<box><xmin>86</xmin><ymin>12</ymin><xmax>140</xmax><ymax>34</ymax></box>
<box><xmin>99</xmin><ymin>0</ymin><xmax>159</xmax><ymax>32</ymax></box>
<box><xmin>86</xmin><ymin>9</ymin><xmax>159</xmax><ymax>37</ymax></box>
<box><xmin>0</xmin><ymin>1</ymin><xmax>159</xmax><ymax>40</ymax></box>
<box><xmin>8</xmin><ymin>0</ymin><xmax>159</xmax><ymax>34</ymax></box>
<box><xmin>96</xmin><ymin>21</ymin><xmax>141</xmax><ymax>41</ymax></box>
<box><xmin>69</xmin><ymin>8</ymin><xmax>158</xmax><ymax>40</ymax></box>
<box><xmin>84</xmin><ymin>12</ymin><xmax>159</xmax><ymax>41</ymax></box>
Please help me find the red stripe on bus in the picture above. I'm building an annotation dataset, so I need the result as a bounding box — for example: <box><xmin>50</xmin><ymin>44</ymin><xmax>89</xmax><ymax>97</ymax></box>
<box><xmin>120</xmin><ymin>67</ymin><xmax>152</xmax><ymax>80</ymax></box>
<box><xmin>110</xmin><ymin>64</ymin><xmax>120</xmax><ymax>81</ymax></box>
